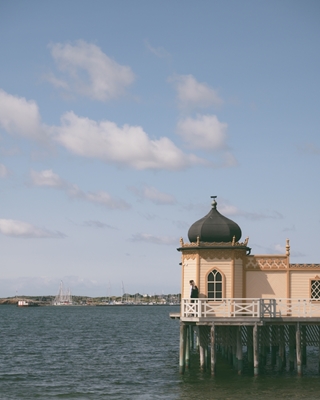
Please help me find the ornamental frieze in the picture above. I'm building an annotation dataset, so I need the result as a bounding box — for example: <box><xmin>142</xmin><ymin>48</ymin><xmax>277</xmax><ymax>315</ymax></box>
<box><xmin>181</xmin><ymin>249</ymin><xmax>246</xmax><ymax>261</ymax></box>
<box><xmin>179</xmin><ymin>237</ymin><xmax>249</xmax><ymax>248</ymax></box>
<box><xmin>246</xmin><ymin>256</ymin><xmax>288</xmax><ymax>270</ymax></box>
<box><xmin>289</xmin><ymin>264</ymin><xmax>320</xmax><ymax>269</ymax></box>
<box><xmin>182</xmin><ymin>252</ymin><xmax>197</xmax><ymax>261</ymax></box>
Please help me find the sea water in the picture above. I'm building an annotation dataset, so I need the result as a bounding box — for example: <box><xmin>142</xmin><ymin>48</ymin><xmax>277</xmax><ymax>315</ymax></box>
<box><xmin>1</xmin><ymin>305</ymin><xmax>320</xmax><ymax>399</ymax></box>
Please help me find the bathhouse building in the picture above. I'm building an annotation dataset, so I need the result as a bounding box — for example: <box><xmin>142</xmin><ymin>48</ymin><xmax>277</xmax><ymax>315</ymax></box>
<box><xmin>174</xmin><ymin>196</ymin><xmax>320</xmax><ymax>376</ymax></box>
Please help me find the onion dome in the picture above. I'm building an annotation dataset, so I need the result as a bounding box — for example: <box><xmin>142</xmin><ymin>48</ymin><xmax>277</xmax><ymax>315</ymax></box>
<box><xmin>188</xmin><ymin>197</ymin><xmax>242</xmax><ymax>243</ymax></box>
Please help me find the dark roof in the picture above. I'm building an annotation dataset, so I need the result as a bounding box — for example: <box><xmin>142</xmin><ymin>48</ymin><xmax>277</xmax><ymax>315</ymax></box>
<box><xmin>188</xmin><ymin>198</ymin><xmax>242</xmax><ymax>243</ymax></box>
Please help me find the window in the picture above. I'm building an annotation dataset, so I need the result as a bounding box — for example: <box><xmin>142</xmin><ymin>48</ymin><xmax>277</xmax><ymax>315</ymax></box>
<box><xmin>207</xmin><ymin>269</ymin><xmax>223</xmax><ymax>300</ymax></box>
<box><xmin>311</xmin><ymin>279</ymin><xmax>320</xmax><ymax>300</ymax></box>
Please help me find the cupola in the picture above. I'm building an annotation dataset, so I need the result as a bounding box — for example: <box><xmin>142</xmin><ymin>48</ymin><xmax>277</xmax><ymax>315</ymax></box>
<box><xmin>188</xmin><ymin>196</ymin><xmax>242</xmax><ymax>243</ymax></box>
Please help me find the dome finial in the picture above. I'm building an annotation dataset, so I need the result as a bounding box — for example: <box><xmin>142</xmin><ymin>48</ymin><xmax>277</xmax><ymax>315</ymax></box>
<box><xmin>211</xmin><ymin>195</ymin><xmax>217</xmax><ymax>209</ymax></box>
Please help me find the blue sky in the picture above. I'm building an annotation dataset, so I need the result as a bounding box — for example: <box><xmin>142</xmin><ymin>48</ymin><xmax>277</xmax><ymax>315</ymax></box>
<box><xmin>0</xmin><ymin>1</ymin><xmax>319</xmax><ymax>297</ymax></box>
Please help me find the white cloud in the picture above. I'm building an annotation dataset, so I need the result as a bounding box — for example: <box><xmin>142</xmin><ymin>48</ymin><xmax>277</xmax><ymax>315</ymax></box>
<box><xmin>43</xmin><ymin>72</ymin><xmax>69</xmax><ymax>89</ymax></box>
<box><xmin>177</xmin><ymin>114</ymin><xmax>228</xmax><ymax>151</ymax></box>
<box><xmin>0</xmin><ymin>89</ymin><xmax>47</xmax><ymax>140</ymax></box>
<box><xmin>218</xmin><ymin>201</ymin><xmax>283</xmax><ymax>221</ymax></box>
<box><xmin>145</xmin><ymin>40</ymin><xmax>170</xmax><ymax>58</ymax></box>
<box><xmin>129</xmin><ymin>185</ymin><xmax>176</xmax><ymax>205</ymax></box>
<box><xmin>169</xmin><ymin>74</ymin><xmax>223</xmax><ymax>109</ymax></box>
<box><xmin>30</xmin><ymin>169</ymin><xmax>66</xmax><ymax>188</ymax></box>
<box><xmin>83</xmin><ymin>220</ymin><xmax>116</xmax><ymax>229</ymax></box>
<box><xmin>299</xmin><ymin>142</ymin><xmax>320</xmax><ymax>155</ymax></box>
<box><xmin>54</xmin><ymin>111</ymin><xmax>204</xmax><ymax>170</ymax></box>
<box><xmin>47</xmin><ymin>40</ymin><xmax>135</xmax><ymax>101</ymax></box>
<box><xmin>30</xmin><ymin>169</ymin><xmax>130</xmax><ymax>210</ymax></box>
<box><xmin>0</xmin><ymin>219</ymin><xmax>65</xmax><ymax>238</ymax></box>
<box><xmin>85</xmin><ymin>191</ymin><xmax>130</xmax><ymax>209</ymax></box>
<box><xmin>0</xmin><ymin>163</ymin><xmax>9</xmax><ymax>178</ymax></box>
<box><xmin>130</xmin><ymin>233</ymin><xmax>177</xmax><ymax>245</ymax></box>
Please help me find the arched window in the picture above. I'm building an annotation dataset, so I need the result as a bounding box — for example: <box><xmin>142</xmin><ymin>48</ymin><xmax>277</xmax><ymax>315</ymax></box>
<box><xmin>207</xmin><ymin>269</ymin><xmax>223</xmax><ymax>300</ymax></box>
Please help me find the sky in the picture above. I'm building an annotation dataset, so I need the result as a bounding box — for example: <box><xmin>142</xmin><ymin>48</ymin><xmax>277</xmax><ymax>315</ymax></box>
<box><xmin>0</xmin><ymin>0</ymin><xmax>319</xmax><ymax>297</ymax></box>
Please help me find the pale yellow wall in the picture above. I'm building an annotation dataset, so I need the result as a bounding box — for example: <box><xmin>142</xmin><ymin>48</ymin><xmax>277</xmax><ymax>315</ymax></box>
<box><xmin>199</xmin><ymin>259</ymin><xmax>232</xmax><ymax>298</ymax></box>
<box><xmin>234</xmin><ymin>259</ymin><xmax>243</xmax><ymax>298</ymax></box>
<box><xmin>246</xmin><ymin>271</ymin><xmax>287</xmax><ymax>298</ymax></box>
<box><xmin>182</xmin><ymin>258</ymin><xmax>197</xmax><ymax>298</ymax></box>
<box><xmin>290</xmin><ymin>271</ymin><xmax>320</xmax><ymax>298</ymax></box>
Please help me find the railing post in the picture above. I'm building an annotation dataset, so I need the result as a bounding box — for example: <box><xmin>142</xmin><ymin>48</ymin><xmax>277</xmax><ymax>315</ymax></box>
<box><xmin>257</xmin><ymin>299</ymin><xmax>261</xmax><ymax>318</ymax></box>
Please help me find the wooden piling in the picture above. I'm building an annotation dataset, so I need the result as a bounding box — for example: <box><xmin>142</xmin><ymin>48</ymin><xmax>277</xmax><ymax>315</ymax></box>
<box><xmin>247</xmin><ymin>326</ymin><xmax>253</xmax><ymax>368</ymax></box>
<box><xmin>318</xmin><ymin>325</ymin><xmax>320</xmax><ymax>374</ymax></box>
<box><xmin>236</xmin><ymin>326</ymin><xmax>243</xmax><ymax>374</ymax></box>
<box><xmin>302</xmin><ymin>325</ymin><xmax>307</xmax><ymax>366</ymax></box>
<box><xmin>289</xmin><ymin>325</ymin><xmax>295</xmax><ymax>371</ymax></box>
<box><xmin>253</xmin><ymin>323</ymin><xmax>259</xmax><ymax>376</ymax></box>
<box><xmin>211</xmin><ymin>323</ymin><xmax>216</xmax><ymax>376</ymax></box>
<box><xmin>278</xmin><ymin>326</ymin><xmax>285</xmax><ymax>371</ymax></box>
<box><xmin>179</xmin><ymin>323</ymin><xmax>187</xmax><ymax>374</ymax></box>
<box><xmin>190</xmin><ymin>325</ymin><xmax>194</xmax><ymax>350</ymax></box>
<box><xmin>199</xmin><ymin>326</ymin><xmax>206</xmax><ymax>371</ymax></box>
<box><xmin>185</xmin><ymin>325</ymin><xmax>190</xmax><ymax>369</ymax></box>
<box><xmin>296</xmin><ymin>322</ymin><xmax>302</xmax><ymax>376</ymax></box>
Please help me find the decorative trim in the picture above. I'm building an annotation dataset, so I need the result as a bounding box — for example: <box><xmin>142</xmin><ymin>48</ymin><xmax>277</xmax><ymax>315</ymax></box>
<box><xmin>246</xmin><ymin>256</ymin><xmax>288</xmax><ymax>270</ymax></box>
<box><xmin>290</xmin><ymin>264</ymin><xmax>320</xmax><ymax>270</ymax></box>
<box><xmin>181</xmin><ymin>248</ymin><xmax>248</xmax><ymax>261</ymax></box>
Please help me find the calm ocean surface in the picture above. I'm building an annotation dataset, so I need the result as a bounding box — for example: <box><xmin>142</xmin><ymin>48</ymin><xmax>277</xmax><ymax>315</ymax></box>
<box><xmin>1</xmin><ymin>305</ymin><xmax>320</xmax><ymax>399</ymax></box>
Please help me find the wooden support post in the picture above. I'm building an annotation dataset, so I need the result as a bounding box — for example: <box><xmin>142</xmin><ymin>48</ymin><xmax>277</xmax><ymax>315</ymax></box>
<box><xmin>211</xmin><ymin>323</ymin><xmax>216</xmax><ymax>376</ymax></box>
<box><xmin>318</xmin><ymin>325</ymin><xmax>320</xmax><ymax>374</ymax></box>
<box><xmin>289</xmin><ymin>325</ymin><xmax>295</xmax><ymax>371</ymax></box>
<box><xmin>190</xmin><ymin>325</ymin><xmax>194</xmax><ymax>350</ymax></box>
<box><xmin>253</xmin><ymin>323</ymin><xmax>259</xmax><ymax>376</ymax></box>
<box><xmin>196</xmin><ymin>327</ymin><xmax>199</xmax><ymax>351</ymax></box>
<box><xmin>302</xmin><ymin>325</ymin><xmax>307</xmax><ymax>366</ymax></box>
<box><xmin>228</xmin><ymin>345</ymin><xmax>233</xmax><ymax>365</ymax></box>
<box><xmin>199</xmin><ymin>326</ymin><xmax>206</xmax><ymax>371</ymax></box>
<box><xmin>271</xmin><ymin>347</ymin><xmax>277</xmax><ymax>367</ymax></box>
<box><xmin>296</xmin><ymin>322</ymin><xmax>302</xmax><ymax>376</ymax></box>
<box><xmin>278</xmin><ymin>326</ymin><xmax>285</xmax><ymax>371</ymax></box>
<box><xmin>262</xmin><ymin>345</ymin><xmax>267</xmax><ymax>366</ymax></box>
<box><xmin>232</xmin><ymin>327</ymin><xmax>237</xmax><ymax>369</ymax></box>
<box><xmin>205</xmin><ymin>346</ymin><xmax>209</xmax><ymax>370</ymax></box>
<box><xmin>271</xmin><ymin>326</ymin><xmax>277</xmax><ymax>366</ymax></box>
<box><xmin>185</xmin><ymin>325</ymin><xmax>190</xmax><ymax>369</ymax></box>
<box><xmin>237</xmin><ymin>326</ymin><xmax>243</xmax><ymax>374</ymax></box>
<box><xmin>179</xmin><ymin>323</ymin><xmax>187</xmax><ymax>374</ymax></box>
<box><xmin>247</xmin><ymin>326</ymin><xmax>253</xmax><ymax>368</ymax></box>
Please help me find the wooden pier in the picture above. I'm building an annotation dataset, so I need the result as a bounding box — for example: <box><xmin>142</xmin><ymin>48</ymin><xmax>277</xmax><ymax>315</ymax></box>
<box><xmin>172</xmin><ymin>298</ymin><xmax>320</xmax><ymax>376</ymax></box>
<box><xmin>173</xmin><ymin>197</ymin><xmax>320</xmax><ymax>377</ymax></box>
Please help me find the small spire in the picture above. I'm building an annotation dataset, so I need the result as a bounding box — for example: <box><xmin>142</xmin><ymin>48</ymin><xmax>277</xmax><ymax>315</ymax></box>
<box><xmin>211</xmin><ymin>195</ymin><xmax>217</xmax><ymax>209</ymax></box>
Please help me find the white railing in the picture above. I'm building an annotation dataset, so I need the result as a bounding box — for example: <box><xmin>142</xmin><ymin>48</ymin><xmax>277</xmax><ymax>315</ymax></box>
<box><xmin>182</xmin><ymin>298</ymin><xmax>320</xmax><ymax>318</ymax></box>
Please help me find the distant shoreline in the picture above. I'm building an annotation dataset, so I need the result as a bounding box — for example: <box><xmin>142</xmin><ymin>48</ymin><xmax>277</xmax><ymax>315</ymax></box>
<box><xmin>0</xmin><ymin>295</ymin><xmax>181</xmax><ymax>307</ymax></box>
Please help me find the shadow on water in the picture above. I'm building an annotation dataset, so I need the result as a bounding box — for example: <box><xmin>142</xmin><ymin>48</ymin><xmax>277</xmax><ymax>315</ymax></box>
<box><xmin>175</xmin><ymin>352</ymin><xmax>320</xmax><ymax>400</ymax></box>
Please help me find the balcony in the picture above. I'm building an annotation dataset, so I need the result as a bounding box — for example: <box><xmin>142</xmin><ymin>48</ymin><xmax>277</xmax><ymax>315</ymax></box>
<box><xmin>180</xmin><ymin>298</ymin><xmax>320</xmax><ymax>322</ymax></box>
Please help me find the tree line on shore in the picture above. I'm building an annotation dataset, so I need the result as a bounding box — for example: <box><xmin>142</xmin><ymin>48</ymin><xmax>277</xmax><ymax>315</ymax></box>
<box><xmin>0</xmin><ymin>293</ymin><xmax>181</xmax><ymax>306</ymax></box>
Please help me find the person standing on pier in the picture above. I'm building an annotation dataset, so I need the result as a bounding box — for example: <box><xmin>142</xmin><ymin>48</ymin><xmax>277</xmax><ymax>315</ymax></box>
<box><xmin>189</xmin><ymin>280</ymin><xmax>199</xmax><ymax>300</ymax></box>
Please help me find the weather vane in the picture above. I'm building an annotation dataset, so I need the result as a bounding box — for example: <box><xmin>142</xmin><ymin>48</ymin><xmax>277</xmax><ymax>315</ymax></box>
<box><xmin>211</xmin><ymin>195</ymin><xmax>217</xmax><ymax>208</ymax></box>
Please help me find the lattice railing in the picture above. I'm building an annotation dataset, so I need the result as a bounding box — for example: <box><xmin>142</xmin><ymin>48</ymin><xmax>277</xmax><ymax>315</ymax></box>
<box><xmin>181</xmin><ymin>298</ymin><xmax>320</xmax><ymax>318</ymax></box>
